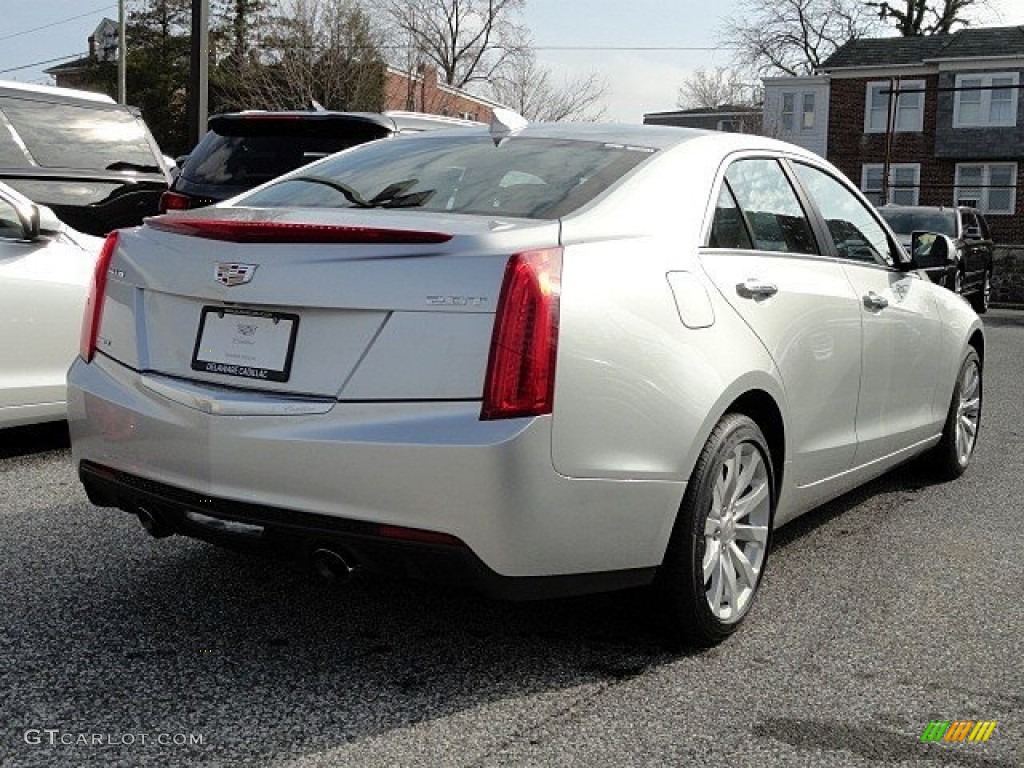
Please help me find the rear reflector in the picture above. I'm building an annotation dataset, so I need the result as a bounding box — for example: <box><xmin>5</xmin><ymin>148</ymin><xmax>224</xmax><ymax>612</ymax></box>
<box><xmin>158</xmin><ymin>190</ymin><xmax>192</xmax><ymax>213</ymax></box>
<box><xmin>80</xmin><ymin>231</ymin><xmax>120</xmax><ymax>362</ymax></box>
<box><xmin>481</xmin><ymin>247</ymin><xmax>563</xmax><ymax>420</ymax></box>
<box><xmin>146</xmin><ymin>217</ymin><xmax>453</xmax><ymax>244</ymax></box>
<box><xmin>377</xmin><ymin>524</ymin><xmax>462</xmax><ymax>547</ymax></box>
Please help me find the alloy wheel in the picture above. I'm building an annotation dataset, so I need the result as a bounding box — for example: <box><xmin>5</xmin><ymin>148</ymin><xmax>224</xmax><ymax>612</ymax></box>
<box><xmin>702</xmin><ymin>442</ymin><xmax>771</xmax><ymax>622</ymax></box>
<box><xmin>956</xmin><ymin>358</ymin><xmax>981</xmax><ymax>466</ymax></box>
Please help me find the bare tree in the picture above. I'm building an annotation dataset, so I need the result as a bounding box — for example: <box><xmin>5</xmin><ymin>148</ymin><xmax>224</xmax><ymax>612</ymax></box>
<box><xmin>383</xmin><ymin>0</ymin><xmax>527</xmax><ymax>88</ymax></box>
<box><xmin>864</xmin><ymin>0</ymin><xmax>983</xmax><ymax>35</ymax></box>
<box><xmin>677</xmin><ymin>67</ymin><xmax>759</xmax><ymax>109</ymax></box>
<box><xmin>488</xmin><ymin>50</ymin><xmax>607</xmax><ymax>121</ymax></box>
<box><xmin>219</xmin><ymin>0</ymin><xmax>386</xmax><ymax>111</ymax></box>
<box><xmin>721</xmin><ymin>0</ymin><xmax>882</xmax><ymax>77</ymax></box>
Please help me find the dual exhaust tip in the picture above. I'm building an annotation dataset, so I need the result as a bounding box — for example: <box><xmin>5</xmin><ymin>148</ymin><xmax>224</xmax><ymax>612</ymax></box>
<box><xmin>136</xmin><ymin>506</ymin><xmax>358</xmax><ymax>584</ymax></box>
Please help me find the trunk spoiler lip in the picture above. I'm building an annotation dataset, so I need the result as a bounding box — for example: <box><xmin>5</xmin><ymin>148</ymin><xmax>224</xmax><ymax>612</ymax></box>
<box><xmin>144</xmin><ymin>216</ymin><xmax>454</xmax><ymax>245</ymax></box>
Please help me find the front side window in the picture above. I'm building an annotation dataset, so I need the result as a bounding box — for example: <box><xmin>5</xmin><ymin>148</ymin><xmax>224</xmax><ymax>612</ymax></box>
<box><xmin>795</xmin><ymin>162</ymin><xmax>892</xmax><ymax>265</ymax></box>
<box><xmin>954</xmin><ymin>162</ymin><xmax>1017</xmax><ymax>214</ymax></box>
<box><xmin>954</xmin><ymin>73</ymin><xmax>1019</xmax><ymax>128</ymax></box>
<box><xmin>723</xmin><ymin>158</ymin><xmax>818</xmax><ymax>255</ymax></box>
<box><xmin>864</xmin><ymin>80</ymin><xmax>924</xmax><ymax>133</ymax></box>
<box><xmin>861</xmin><ymin>163</ymin><xmax>920</xmax><ymax>206</ymax></box>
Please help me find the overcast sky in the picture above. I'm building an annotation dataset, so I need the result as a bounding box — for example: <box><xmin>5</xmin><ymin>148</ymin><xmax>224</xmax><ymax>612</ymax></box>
<box><xmin>2</xmin><ymin>0</ymin><xmax>1024</xmax><ymax>123</ymax></box>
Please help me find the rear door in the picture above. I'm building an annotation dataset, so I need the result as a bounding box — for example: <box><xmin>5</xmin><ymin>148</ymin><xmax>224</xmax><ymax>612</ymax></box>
<box><xmin>699</xmin><ymin>156</ymin><xmax>862</xmax><ymax>487</ymax></box>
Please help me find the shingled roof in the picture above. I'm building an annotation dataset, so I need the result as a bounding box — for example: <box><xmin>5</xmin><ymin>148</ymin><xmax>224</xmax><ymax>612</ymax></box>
<box><xmin>820</xmin><ymin>25</ymin><xmax>1024</xmax><ymax>71</ymax></box>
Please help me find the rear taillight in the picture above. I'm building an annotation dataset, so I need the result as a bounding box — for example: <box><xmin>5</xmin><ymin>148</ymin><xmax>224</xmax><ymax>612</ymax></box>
<box><xmin>158</xmin><ymin>190</ymin><xmax>192</xmax><ymax>213</ymax></box>
<box><xmin>481</xmin><ymin>247</ymin><xmax>563</xmax><ymax>420</ymax></box>
<box><xmin>80</xmin><ymin>231</ymin><xmax>120</xmax><ymax>362</ymax></box>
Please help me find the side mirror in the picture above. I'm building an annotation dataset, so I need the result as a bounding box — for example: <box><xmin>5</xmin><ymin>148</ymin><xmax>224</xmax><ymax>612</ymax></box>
<box><xmin>911</xmin><ymin>231</ymin><xmax>956</xmax><ymax>269</ymax></box>
<box><xmin>964</xmin><ymin>225</ymin><xmax>982</xmax><ymax>240</ymax></box>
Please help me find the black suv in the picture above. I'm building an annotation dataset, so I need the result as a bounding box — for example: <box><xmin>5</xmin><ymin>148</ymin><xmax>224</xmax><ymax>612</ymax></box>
<box><xmin>161</xmin><ymin>110</ymin><xmax>478</xmax><ymax>213</ymax></box>
<box><xmin>0</xmin><ymin>81</ymin><xmax>170</xmax><ymax>236</ymax></box>
<box><xmin>878</xmin><ymin>204</ymin><xmax>994</xmax><ymax>313</ymax></box>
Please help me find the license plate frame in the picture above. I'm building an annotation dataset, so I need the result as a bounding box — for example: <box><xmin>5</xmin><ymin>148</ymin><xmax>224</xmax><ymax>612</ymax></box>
<box><xmin>191</xmin><ymin>307</ymin><xmax>300</xmax><ymax>383</ymax></box>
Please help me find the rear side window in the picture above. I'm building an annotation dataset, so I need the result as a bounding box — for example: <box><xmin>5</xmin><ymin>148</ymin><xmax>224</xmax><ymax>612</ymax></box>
<box><xmin>722</xmin><ymin>159</ymin><xmax>818</xmax><ymax>254</ymax></box>
<box><xmin>961</xmin><ymin>208</ymin><xmax>986</xmax><ymax>240</ymax></box>
<box><xmin>242</xmin><ymin>135</ymin><xmax>656</xmax><ymax>219</ymax></box>
<box><xmin>183</xmin><ymin>119</ymin><xmax>391</xmax><ymax>186</ymax></box>
<box><xmin>878</xmin><ymin>208</ymin><xmax>956</xmax><ymax>237</ymax></box>
<box><xmin>0</xmin><ymin>97</ymin><xmax>158</xmax><ymax>172</ymax></box>
<box><xmin>708</xmin><ymin>184</ymin><xmax>753</xmax><ymax>249</ymax></box>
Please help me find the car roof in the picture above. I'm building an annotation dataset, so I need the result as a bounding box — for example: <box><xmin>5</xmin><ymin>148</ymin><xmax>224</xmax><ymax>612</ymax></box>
<box><xmin>404</xmin><ymin>120</ymin><xmax>814</xmax><ymax>156</ymax></box>
<box><xmin>207</xmin><ymin>110</ymin><xmax>483</xmax><ymax>135</ymax></box>
<box><xmin>878</xmin><ymin>204</ymin><xmax>965</xmax><ymax>214</ymax></box>
<box><xmin>0</xmin><ymin>79</ymin><xmax>118</xmax><ymax>106</ymax></box>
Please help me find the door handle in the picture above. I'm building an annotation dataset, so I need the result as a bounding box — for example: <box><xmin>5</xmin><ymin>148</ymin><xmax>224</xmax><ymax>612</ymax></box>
<box><xmin>863</xmin><ymin>291</ymin><xmax>889</xmax><ymax>310</ymax></box>
<box><xmin>736</xmin><ymin>279</ymin><xmax>778</xmax><ymax>300</ymax></box>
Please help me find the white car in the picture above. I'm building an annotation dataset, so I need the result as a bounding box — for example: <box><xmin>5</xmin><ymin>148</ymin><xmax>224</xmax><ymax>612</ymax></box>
<box><xmin>67</xmin><ymin>121</ymin><xmax>982</xmax><ymax>646</ymax></box>
<box><xmin>0</xmin><ymin>181</ymin><xmax>103</xmax><ymax>427</ymax></box>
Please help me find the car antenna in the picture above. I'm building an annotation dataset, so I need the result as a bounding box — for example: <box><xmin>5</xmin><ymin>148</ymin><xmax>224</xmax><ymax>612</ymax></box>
<box><xmin>489</xmin><ymin>108</ymin><xmax>528</xmax><ymax>146</ymax></box>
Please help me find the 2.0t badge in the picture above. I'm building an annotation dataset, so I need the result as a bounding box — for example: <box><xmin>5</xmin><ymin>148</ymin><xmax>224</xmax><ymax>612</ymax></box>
<box><xmin>215</xmin><ymin>262</ymin><xmax>258</xmax><ymax>287</ymax></box>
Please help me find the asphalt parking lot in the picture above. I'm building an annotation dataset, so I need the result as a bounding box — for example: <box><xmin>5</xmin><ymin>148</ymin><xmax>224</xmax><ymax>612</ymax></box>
<box><xmin>2</xmin><ymin>310</ymin><xmax>1022</xmax><ymax>768</ymax></box>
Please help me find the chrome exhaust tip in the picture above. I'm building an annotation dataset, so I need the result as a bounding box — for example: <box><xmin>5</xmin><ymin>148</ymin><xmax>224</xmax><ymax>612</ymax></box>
<box><xmin>136</xmin><ymin>506</ymin><xmax>172</xmax><ymax>539</ymax></box>
<box><xmin>311</xmin><ymin>547</ymin><xmax>357</xmax><ymax>584</ymax></box>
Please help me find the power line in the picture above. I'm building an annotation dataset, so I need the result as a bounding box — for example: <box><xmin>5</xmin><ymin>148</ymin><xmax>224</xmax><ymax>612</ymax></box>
<box><xmin>532</xmin><ymin>45</ymin><xmax>735</xmax><ymax>51</ymax></box>
<box><xmin>0</xmin><ymin>5</ymin><xmax>117</xmax><ymax>43</ymax></box>
<box><xmin>0</xmin><ymin>53</ymin><xmax>89</xmax><ymax>75</ymax></box>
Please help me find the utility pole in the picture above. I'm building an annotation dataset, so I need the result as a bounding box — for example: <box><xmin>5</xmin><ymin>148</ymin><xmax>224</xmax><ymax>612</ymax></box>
<box><xmin>187</xmin><ymin>0</ymin><xmax>210</xmax><ymax>150</ymax></box>
<box><xmin>117</xmin><ymin>0</ymin><xmax>126</xmax><ymax>104</ymax></box>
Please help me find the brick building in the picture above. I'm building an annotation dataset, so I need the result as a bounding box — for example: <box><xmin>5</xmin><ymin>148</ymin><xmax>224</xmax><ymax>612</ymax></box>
<box><xmin>45</xmin><ymin>20</ymin><xmax>501</xmax><ymax>124</ymax></box>
<box><xmin>384</xmin><ymin>66</ymin><xmax>501</xmax><ymax>123</ymax></box>
<box><xmin>818</xmin><ymin>26</ymin><xmax>1024</xmax><ymax>244</ymax></box>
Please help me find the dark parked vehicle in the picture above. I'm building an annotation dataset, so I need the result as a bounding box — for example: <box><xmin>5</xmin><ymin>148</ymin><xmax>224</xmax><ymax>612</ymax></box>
<box><xmin>878</xmin><ymin>204</ymin><xmax>994</xmax><ymax>313</ymax></box>
<box><xmin>0</xmin><ymin>81</ymin><xmax>170</xmax><ymax>237</ymax></box>
<box><xmin>160</xmin><ymin>110</ymin><xmax>479</xmax><ymax>213</ymax></box>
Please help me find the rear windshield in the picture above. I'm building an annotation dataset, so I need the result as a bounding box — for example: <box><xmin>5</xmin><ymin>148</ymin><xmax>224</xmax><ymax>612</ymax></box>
<box><xmin>0</xmin><ymin>97</ymin><xmax>159</xmax><ymax>172</ymax></box>
<box><xmin>879</xmin><ymin>209</ymin><xmax>956</xmax><ymax>237</ymax></box>
<box><xmin>182</xmin><ymin>119</ymin><xmax>391</xmax><ymax>186</ymax></box>
<box><xmin>240</xmin><ymin>135</ymin><xmax>657</xmax><ymax>219</ymax></box>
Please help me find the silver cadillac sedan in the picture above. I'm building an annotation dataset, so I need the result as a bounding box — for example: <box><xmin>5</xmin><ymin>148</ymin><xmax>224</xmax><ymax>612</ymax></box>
<box><xmin>67</xmin><ymin>119</ymin><xmax>983</xmax><ymax>646</ymax></box>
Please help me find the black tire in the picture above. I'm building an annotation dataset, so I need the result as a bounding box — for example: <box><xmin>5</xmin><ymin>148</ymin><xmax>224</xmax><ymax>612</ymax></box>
<box><xmin>969</xmin><ymin>269</ymin><xmax>991</xmax><ymax>314</ymax></box>
<box><xmin>931</xmin><ymin>348</ymin><xmax>982</xmax><ymax>481</ymax></box>
<box><xmin>657</xmin><ymin>414</ymin><xmax>775</xmax><ymax>648</ymax></box>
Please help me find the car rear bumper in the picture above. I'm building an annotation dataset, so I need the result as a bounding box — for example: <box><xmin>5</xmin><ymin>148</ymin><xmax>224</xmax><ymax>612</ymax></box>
<box><xmin>77</xmin><ymin>460</ymin><xmax>656</xmax><ymax>599</ymax></box>
<box><xmin>68</xmin><ymin>354</ymin><xmax>684</xmax><ymax>591</ymax></box>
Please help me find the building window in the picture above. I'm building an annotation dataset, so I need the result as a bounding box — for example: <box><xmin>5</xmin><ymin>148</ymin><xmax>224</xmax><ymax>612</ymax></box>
<box><xmin>953</xmin><ymin>73</ymin><xmax>1019</xmax><ymax>128</ymax></box>
<box><xmin>861</xmin><ymin>163</ymin><xmax>920</xmax><ymax>205</ymax></box>
<box><xmin>801</xmin><ymin>93</ymin><xmax>815</xmax><ymax>129</ymax></box>
<box><xmin>781</xmin><ymin>93</ymin><xmax>794</xmax><ymax>132</ymax></box>
<box><xmin>779</xmin><ymin>92</ymin><xmax>814</xmax><ymax>133</ymax></box>
<box><xmin>864</xmin><ymin>80</ymin><xmax>924</xmax><ymax>133</ymax></box>
<box><xmin>954</xmin><ymin>163</ymin><xmax>1017</xmax><ymax>214</ymax></box>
